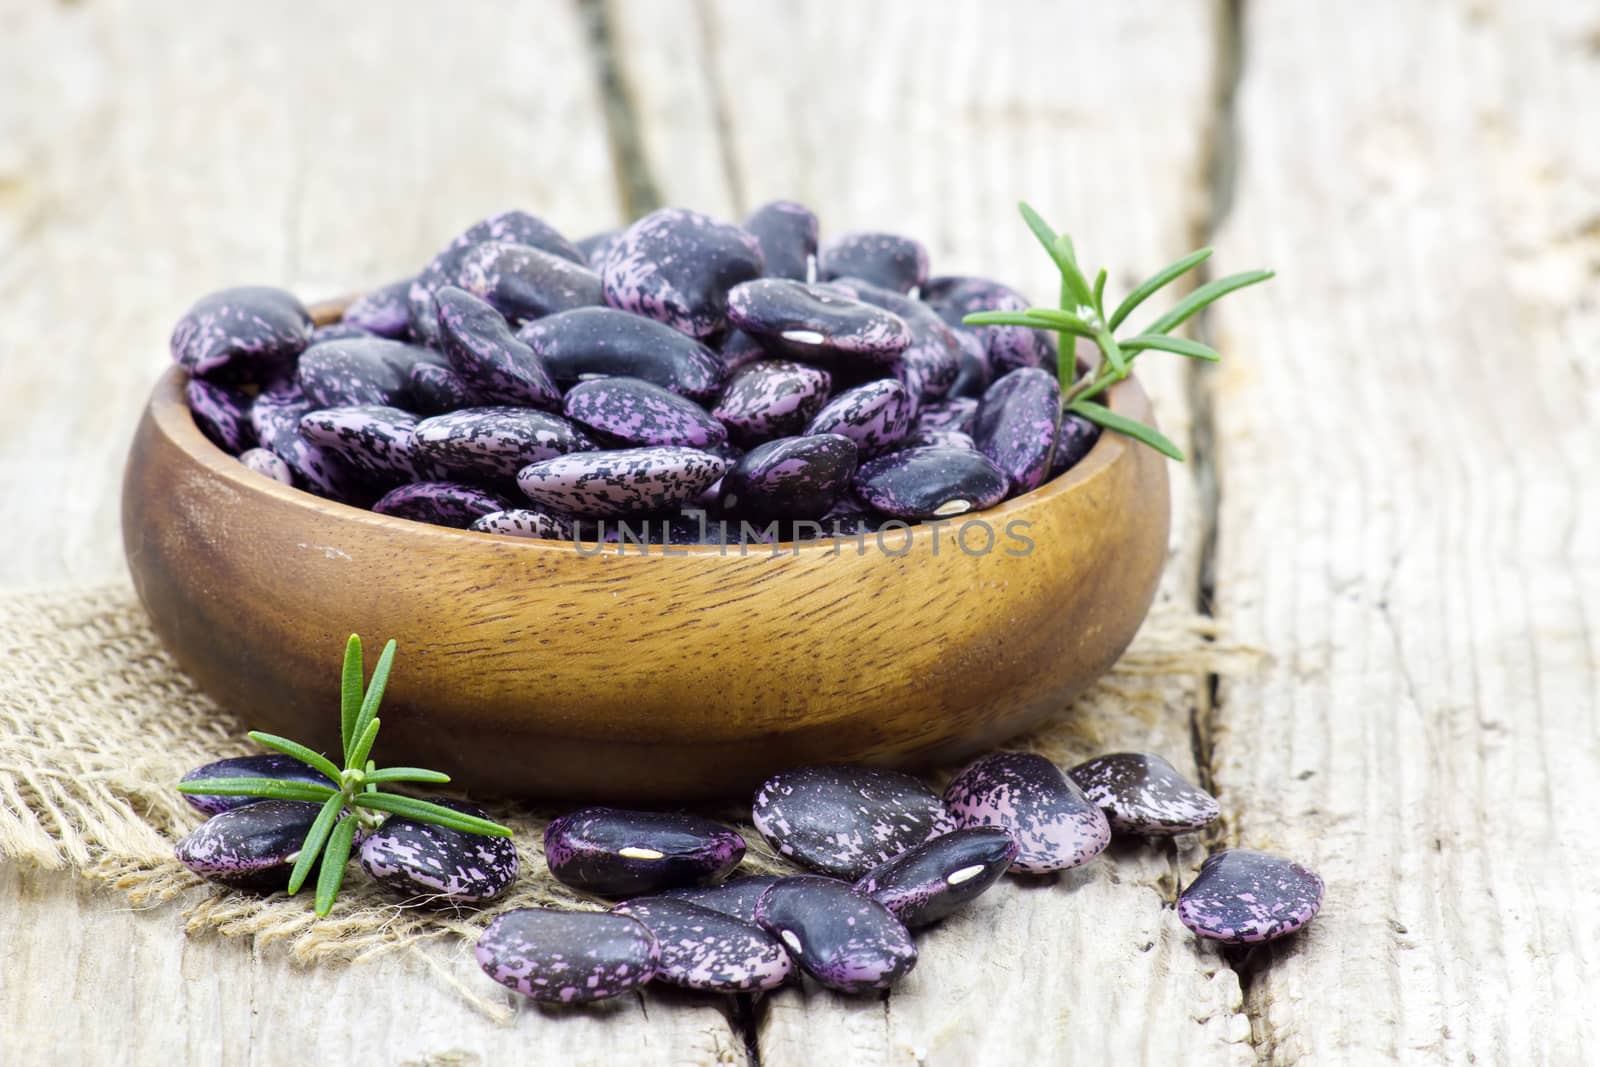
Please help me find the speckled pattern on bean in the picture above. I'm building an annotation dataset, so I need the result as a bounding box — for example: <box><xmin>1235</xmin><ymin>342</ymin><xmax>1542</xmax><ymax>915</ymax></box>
<box><xmin>309</xmin><ymin>322</ymin><xmax>373</xmax><ymax>344</ymax></box>
<box><xmin>1176</xmin><ymin>849</ymin><xmax>1324</xmax><ymax>943</ymax></box>
<box><xmin>435</xmin><ymin>287</ymin><xmax>560</xmax><ymax>409</ymax></box>
<box><xmin>238</xmin><ymin>447</ymin><xmax>294</xmax><ymax>485</ymax></box>
<box><xmin>248</xmin><ymin>379</ymin><xmax>373</xmax><ymax>503</ymax></box>
<box><xmin>563</xmin><ymin>377</ymin><xmax>727</xmax><ymax>449</ymax></box>
<box><xmin>726</xmin><ymin>279</ymin><xmax>911</xmax><ymax>365</ymax></box>
<box><xmin>942</xmin><ymin>752</ymin><xmax>1111</xmax><ymax>874</ymax></box>
<box><xmin>752</xmin><ymin>765</ymin><xmax>949</xmax><ymax>879</ymax></box>
<box><xmin>174</xmin><ymin>800</ymin><xmax>325</xmax><ymax>890</ymax></box>
<box><xmin>414</xmin><ymin>406</ymin><xmax>594</xmax><ymax>480</ymax></box>
<box><xmin>916</xmin><ymin>397</ymin><xmax>978</xmax><ymax>435</ymax></box>
<box><xmin>457</xmin><ymin>240</ymin><xmax>603</xmax><ymax>326</ymax></box>
<box><xmin>742</xmin><ymin>200</ymin><xmax>818</xmax><ymax>282</ymax></box>
<box><xmin>170</xmin><ymin>286</ymin><xmax>312</xmax><ymax>379</ymax></box>
<box><xmin>1069</xmin><ymin>752</ymin><xmax>1220</xmax><ymax>836</ymax></box>
<box><xmin>517</xmin><ymin>306</ymin><xmax>724</xmax><ymax>401</ymax></box>
<box><xmin>904</xmin><ymin>429</ymin><xmax>976</xmax><ymax>451</ymax></box>
<box><xmin>340</xmin><ymin>278</ymin><xmax>413</xmax><ymax>338</ymax></box>
<box><xmin>853</xmin><ymin>827</ymin><xmax>1019</xmax><ymax>928</ymax></box>
<box><xmin>475</xmin><ymin>908</ymin><xmax>659</xmax><ymax>1003</ymax></box>
<box><xmin>576</xmin><ymin>229</ymin><xmax>621</xmax><ymax>270</ymax></box>
<box><xmin>297</xmin><ymin>337</ymin><xmax>437</xmax><ymax>408</ymax></box>
<box><xmin>647</xmin><ymin>874</ymin><xmax>782</xmax><ymax>924</ymax></box>
<box><xmin>543</xmin><ymin>807</ymin><xmax>745</xmax><ymax>897</ymax></box>
<box><xmin>720</xmin><ymin>434</ymin><xmax>858</xmax><ymax>521</ymax></box>
<box><xmin>852</xmin><ymin>446</ymin><xmax>1009</xmax><ymax>520</ymax></box>
<box><xmin>179</xmin><ymin>755</ymin><xmax>335</xmax><ymax>816</ymax></box>
<box><xmin>517</xmin><ymin>447</ymin><xmax>727</xmax><ymax>518</ymax></box>
<box><xmin>754</xmin><ymin>875</ymin><xmax>918</xmax><ymax>993</ymax></box>
<box><xmin>826</xmin><ymin>276</ymin><xmax>961</xmax><ymax>402</ymax></box>
<box><xmin>407</xmin><ymin>361</ymin><xmax>475</xmax><ymax>415</ymax></box>
<box><xmin>599</xmin><ymin>207</ymin><xmax>764</xmax><ymax>338</ymax></box>
<box><xmin>719</xmin><ymin>328</ymin><xmax>769</xmax><ymax>373</ymax></box>
<box><xmin>973</xmin><ymin>367</ymin><xmax>1061</xmax><ymax>493</ymax></box>
<box><xmin>1050</xmin><ymin>412</ymin><xmax>1102</xmax><ymax>478</ymax></box>
<box><xmin>299</xmin><ymin>405</ymin><xmax>430</xmax><ymax>483</ymax></box>
<box><xmin>611</xmin><ymin>898</ymin><xmax>793</xmax><ymax>992</ymax></box>
<box><xmin>186</xmin><ymin>378</ymin><xmax>255</xmax><ymax>454</ymax></box>
<box><xmin>923</xmin><ymin>274</ymin><xmax>1055</xmax><ymax>374</ymax></box>
<box><xmin>713</xmin><ymin>361</ymin><xmax>833</xmax><ymax>446</ymax></box>
<box><xmin>358</xmin><ymin>797</ymin><xmax>518</xmax><ymax>903</ymax></box>
<box><xmin>408</xmin><ymin>210</ymin><xmax>584</xmax><ymax>343</ymax></box>
<box><xmin>469</xmin><ymin>507</ymin><xmax>576</xmax><ymax>540</ymax></box>
<box><xmin>803</xmin><ymin>379</ymin><xmax>913</xmax><ymax>457</ymax></box>
<box><xmin>818</xmin><ymin>232</ymin><xmax>929</xmax><ymax>294</ymax></box>
<box><xmin>372</xmin><ymin>482</ymin><xmax>510</xmax><ymax>527</ymax></box>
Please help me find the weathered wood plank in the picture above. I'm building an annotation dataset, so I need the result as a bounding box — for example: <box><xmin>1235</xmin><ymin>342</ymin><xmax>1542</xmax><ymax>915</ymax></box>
<box><xmin>1207</xmin><ymin>1</ymin><xmax>1600</xmax><ymax>1062</ymax></box>
<box><xmin>0</xmin><ymin>2</ymin><xmax>741</xmax><ymax>1062</ymax></box>
<box><xmin>608</xmin><ymin>1</ymin><xmax>1254</xmax><ymax>1062</ymax></box>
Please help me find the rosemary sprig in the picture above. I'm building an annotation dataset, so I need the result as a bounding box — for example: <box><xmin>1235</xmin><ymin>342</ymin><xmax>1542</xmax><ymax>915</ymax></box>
<box><xmin>964</xmin><ymin>201</ymin><xmax>1274</xmax><ymax>461</ymax></box>
<box><xmin>179</xmin><ymin>635</ymin><xmax>511</xmax><ymax>915</ymax></box>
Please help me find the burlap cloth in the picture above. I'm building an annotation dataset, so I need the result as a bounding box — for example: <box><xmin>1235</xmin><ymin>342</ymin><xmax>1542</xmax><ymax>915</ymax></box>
<box><xmin>0</xmin><ymin>581</ymin><xmax>1256</xmax><ymax>1016</ymax></box>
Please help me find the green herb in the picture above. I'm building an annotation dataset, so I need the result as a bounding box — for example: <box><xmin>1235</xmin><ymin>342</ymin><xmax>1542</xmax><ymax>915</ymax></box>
<box><xmin>964</xmin><ymin>202</ymin><xmax>1274</xmax><ymax>460</ymax></box>
<box><xmin>179</xmin><ymin>635</ymin><xmax>512</xmax><ymax>915</ymax></box>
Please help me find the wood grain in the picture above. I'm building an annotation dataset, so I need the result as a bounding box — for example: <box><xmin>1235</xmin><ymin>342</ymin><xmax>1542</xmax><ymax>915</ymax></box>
<box><xmin>1206</xmin><ymin>1</ymin><xmax>1600</xmax><ymax>1062</ymax></box>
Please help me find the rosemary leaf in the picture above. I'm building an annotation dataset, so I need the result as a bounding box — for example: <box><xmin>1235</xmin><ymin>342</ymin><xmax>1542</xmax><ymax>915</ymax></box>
<box><xmin>313</xmin><ymin>815</ymin><xmax>358</xmax><ymax>916</ymax></box>
<box><xmin>962</xmin><ymin>309</ymin><xmax>1093</xmax><ymax>336</ymax></box>
<box><xmin>340</xmin><ymin>634</ymin><xmax>363</xmax><ymax>762</ymax></box>
<box><xmin>362</xmin><ymin>767</ymin><xmax>452</xmax><ymax>785</ymax></box>
<box><xmin>351</xmin><ymin>638</ymin><xmax>397</xmax><ymax>748</ymax></box>
<box><xmin>348</xmin><ymin>717</ymin><xmax>382</xmax><ymax>772</ymax></box>
<box><xmin>1119</xmin><ymin>334</ymin><xmax>1222</xmax><ymax>361</ymax></box>
<box><xmin>1070</xmin><ymin>400</ymin><xmax>1185</xmax><ymax>460</ymax></box>
<box><xmin>176</xmin><ymin>777</ymin><xmax>337</xmax><ymax>802</ymax></box>
<box><xmin>246</xmin><ymin>731</ymin><xmax>341</xmax><ymax>784</ymax></box>
<box><xmin>287</xmin><ymin>793</ymin><xmax>346</xmax><ymax>896</ymax></box>
<box><xmin>1108</xmin><ymin>248</ymin><xmax>1213</xmax><ymax>330</ymax></box>
<box><xmin>1143</xmin><ymin>270</ymin><xmax>1275</xmax><ymax>337</ymax></box>
<box><xmin>354</xmin><ymin>792</ymin><xmax>513</xmax><ymax>837</ymax></box>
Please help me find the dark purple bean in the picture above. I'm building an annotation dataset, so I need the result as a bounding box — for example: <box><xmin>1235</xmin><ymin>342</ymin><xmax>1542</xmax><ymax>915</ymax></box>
<box><xmin>299</xmin><ymin>405</ymin><xmax>428</xmax><ymax>483</ymax></box>
<box><xmin>611</xmin><ymin>898</ymin><xmax>793</xmax><ymax>992</ymax></box>
<box><xmin>647</xmin><ymin>874</ymin><xmax>783</xmax><ymax>924</ymax></box>
<box><xmin>947</xmin><ymin>327</ymin><xmax>993</xmax><ymax>398</ymax></box>
<box><xmin>518</xmin><ymin>447</ymin><xmax>728</xmax><ymax>518</ymax></box>
<box><xmin>407</xmin><ymin>361</ymin><xmax>475</xmax><ymax>415</ymax></box>
<box><xmin>543</xmin><ymin>807</ymin><xmax>745</xmax><ymax>897</ymax></box>
<box><xmin>922</xmin><ymin>275</ymin><xmax>1055</xmax><ymax>374</ymax></box>
<box><xmin>752</xmin><ymin>765</ymin><xmax>948</xmax><ymax>879</ymax></box>
<box><xmin>853</xmin><ymin>827</ymin><xmax>1018</xmax><ymax>928</ymax></box>
<box><xmin>824</xmin><ymin>276</ymin><xmax>962</xmax><ymax>406</ymax></box>
<box><xmin>435</xmin><ymin>286</ymin><xmax>560</xmax><ymax>409</ymax></box>
<box><xmin>409</xmin><ymin>210</ymin><xmax>584</xmax><ymax>343</ymax></box>
<box><xmin>414</xmin><ymin>407</ymin><xmax>594</xmax><ymax>480</ymax></box>
<box><xmin>476</xmin><ymin>908</ymin><xmax>659</xmax><ymax>1003</ymax></box>
<box><xmin>719</xmin><ymin>328</ymin><xmax>770</xmax><ymax>373</ymax></box>
<box><xmin>727</xmin><ymin>278</ymin><xmax>910</xmax><ymax>367</ymax></box>
<box><xmin>175</xmin><ymin>799</ymin><xmax>326</xmax><ymax>890</ymax></box>
<box><xmin>576</xmin><ymin>229</ymin><xmax>622</xmax><ymax>270</ymax></box>
<box><xmin>372</xmin><ymin>482</ymin><xmax>510</xmax><ymax>527</ymax></box>
<box><xmin>754</xmin><ymin>876</ymin><xmax>918</xmax><ymax>994</ymax></box>
<box><xmin>179</xmin><ymin>755</ymin><xmax>335</xmax><ymax>816</ymax></box>
<box><xmin>819</xmin><ymin>496</ymin><xmax>886</xmax><ymax>536</ymax></box>
<box><xmin>720</xmin><ymin>434</ymin><xmax>857</xmax><ymax>521</ymax></box>
<box><xmin>357</xmin><ymin>797</ymin><xmax>518</xmax><ymax>903</ymax></box>
<box><xmin>915</xmin><ymin>397</ymin><xmax>977</xmax><ymax>435</ymax></box>
<box><xmin>341</xmin><ymin>278</ymin><xmax>414</xmax><ymax>338</ymax></box>
<box><xmin>712</xmin><ymin>361</ymin><xmax>833</xmax><ymax>447</ymax></box>
<box><xmin>943</xmin><ymin>752</ymin><xmax>1111</xmax><ymax>874</ymax></box>
<box><xmin>186</xmin><ymin>378</ymin><xmax>255</xmax><ymax>454</ymax></box>
<box><xmin>1068</xmin><ymin>753</ymin><xmax>1220</xmax><ymax>836</ymax></box>
<box><xmin>903</xmin><ymin>429</ymin><xmax>976</xmax><ymax>451</ymax></box>
<box><xmin>973</xmin><ymin>367</ymin><xmax>1060</xmax><ymax>494</ymax></box>
<box><xmin>238</xmin><ymin>447</ymin><xmax>293</xmax><ymax>485</ymax></box>
<box><xmin>470</xmin><ymin>507</ymin><xmax>576</xmax><ymax>540</ymax></box>
<box><xmin>297</xmin><ymin>338</ymin><xmax>439</xmax><ymax>408</ymax></box>
<box><xmin>170</xmin><ymin>286</ymin><xmax>311</xmax><ymax>381</ymax></box>
<box><xmin>804</xmin><ymin>379</ymin><xmax>913</xmax><ymax>457</ymax></box>
<box><xmin>249</xmin><ymin>380</ymin><xmax>373</xmax><ymax>504</ymax></box>
<box><xmin>818</xmin><ymin>232</ymin><xmax>929</xmax><ymax>295</ymax></box>
<box><xmin>599</xmin><ymin>207</ymin><xmax>764</xmax><ymax>338</ymax></box>
<box><xmin>1050</xmin><ymin>412</ymin><xmax>1102</xmax><ymax>478</ymax></box>
<box><xmin>564</xmin><ymin>377</ymin><xmax>727</xmax><ymax>449</ymax></box>
<box><xmin>309</xmin><ymin>322</ymin><xmax>374</xmax><ymax>344</ymax></box>
<box><xmin>743</xmin><ymin>200</ymin><xmax>819</xmax><ymax>282</ymax></box>
<box><xmin>517</xmin><ymin>307</ymin><xmax>725</xmax><ymax>402</ymax></box>
<box><xmin>1177</xmin><ymin>849</ymin><xmax>1324</xmax><ymax>944</ymax></box>
<box><xmin>852</xmin><ymin>446</ymin><xmax>1008</xmax><ymax>520</ymax></box>
<box><xmin>457</xmin><ymin>240</ymin><xmax>603</xmax><ymax>326</ymax></box>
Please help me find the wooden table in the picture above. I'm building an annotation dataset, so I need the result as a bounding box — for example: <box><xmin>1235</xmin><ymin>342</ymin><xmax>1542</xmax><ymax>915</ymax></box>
<box><xmin>2</xmin><ymin>1</ymin><xmax>1595</xmax><ymax>1062</ymax></box>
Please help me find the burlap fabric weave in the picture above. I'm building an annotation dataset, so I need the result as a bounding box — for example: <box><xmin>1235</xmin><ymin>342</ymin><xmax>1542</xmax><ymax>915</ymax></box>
<box><xmin>0</xmin><ymin>581</ymin><xmax>1255</xmax><ymax>1017</ymax></box>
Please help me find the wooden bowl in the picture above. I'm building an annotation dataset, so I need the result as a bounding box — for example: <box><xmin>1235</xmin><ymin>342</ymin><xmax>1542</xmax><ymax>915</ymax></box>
<box><xmin>123</xmin><ymin>306</ymin><xmax>1170</xmax><ymax>802</ymax></box>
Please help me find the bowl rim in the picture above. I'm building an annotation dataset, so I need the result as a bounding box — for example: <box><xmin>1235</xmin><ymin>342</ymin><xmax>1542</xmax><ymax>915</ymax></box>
<box><xmin>151</xmin><ymin>298</ymin><xmax>1153</xmax><ymax>555</ymax></box>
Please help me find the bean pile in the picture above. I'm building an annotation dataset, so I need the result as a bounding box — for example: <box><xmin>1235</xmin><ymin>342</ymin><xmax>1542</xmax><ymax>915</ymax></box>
<box><xmin>172</xmin><ymin>204</ymin><xmax>1104</xmax><ymax>542</ymax></box>
<box><xmin>175</xmin><ymin>751</ymin><xmax>1323</xmax><ymax>1003</ymax></box>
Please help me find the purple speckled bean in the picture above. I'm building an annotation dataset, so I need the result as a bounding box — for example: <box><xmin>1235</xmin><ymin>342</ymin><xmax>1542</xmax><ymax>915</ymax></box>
<box><xmin>915</xmin><ymin>397</ymin><xmax>977</xmax><ymax>435</ymax></box>
<box><xmin>576</xmin><ymin>229</ymin><xmax>622</xmax><ymax>270</ymax></box>
<box><xmin>414</xmin><ymin>407</ymin><xmax>594</xmax><ymax>480</ymax></box>
<box><xmin>718</xmin><ymin>328</ymin><xmax>769</xmax><ymax>373</ymax></box>
<box><xmin>308</xmin><ymin>322</ymin><xmax>374</xmax><ymax>344</ymax></box>
<box><xmin>170</xmin><ymin>286</ymin><xmax>311</xmax><ymax>381</ymax></box>
<box><xmin>611</xmin><ymin>898</ymin><xmax>793</xmax><ymax>993</ymax></box>
<box><xmin>903</xmin><ymin>428</ymin><xmax>976</xmax><ymax>451</ymax></box>
<box><xmin>408</xmin><ymin>210</ymin><xmax>584</xmax><ymax>343</ymax></box>
<box><xmin>407</xmin><ymin>361</ymin><xmax>475</xmax><ymax>415</ymax></box>
<box><xmin>299</xmin><ymin>405</ymin><xmax>429</xmax><ymax>483</ymax></box>
<box><xmin>1177</xmin><ymin>849</ymin><xmax>1324</xmax><ymax>944</ymax></box>
<box><xmin>457</xmin><ymin>240</ymin><xmax>603</xmax><ymax>326</ymax></box>
<box><xmin>743</xmin><ymin>200</ymin><xmax>819</xmax><ymax>282</ymax></box>
<box><xmin>435</xmin><ymin>286</ymin><xmax>560</xmax><ymax>409</ymax></box>
<box><xmin>948</xmin><ymin>327</ymin><xmax>993</xmax><ymax>399</ymax></box>
<box><xmin>517</xmin><ymin>307</ymin><xmax>725</xmax><ymax>402</ymax></box>
<box><xmin>719</xmin><ymin>434</ymin><xmax>858</xmax><ymax>521</ymax></box>
<box><xmin>754</xmin><ymin>876</ymin><xmax>918</xmax><ymax>994</ymax></box>
<box><xmin>341</xmin><ymin>278</ymin><xmax>414</xmax><ymax>338</ymax></box>
<box><xmin>853</xmin><ymin>827</ymin><xmax>1018</xmax><ymax>928</ymax></box>
<box><xmin>1069</xmin><ymin>753</ymin><xmax>1220</xmax><ymax>836</ymax></box>
<box><xmin>564</xmin><ymin>377</ymin><xmax>727</xmax><ymax>449</ymax></box>
<box><xmin>476</xmin><ymin>908</ymin><xmax>659</xmax><ymax>1003</ymax></box>
<box><xmin>518</xmin><ymin>447</ymin><xmax>728</xmax><ymax>518</ymax></box>
<box><xmin>852</xmin><ymin>446</ymin><xmax>1008</xmax><ymax>520</ymax></box>
<box><xmin>752</xmin><ymin>765</ymin><xmax>949</xmax><ymax>879</ymax></box>
<box><xmin>238</xmin><ymin>447</ymin><xmax>294</xmax><ymax>485</ymax></box>
<box><xmin>727</xmin><ymin>278</ymin><xmax>910</xmax><ymax>366</ymax></box>
<box><xmin>825</xmin><ymin>276</ymin><xmax>962</xmax><ymax>406</ymax></box>
<box><xmin>819</xmin><ymin>496</ymin><xmax>886</xmax><ymax>536</ymax></box>
<box><xmin>297</xmin><ymin>337</ymin><xmax>440</xmax><ymax>408</ymax></box>
<box><xmin>470</xmin><ymin>507</ymin><xmax>576</xmax><ymax>540</ymax></box>
<box><xmin>646</xmin><ymin>874</ymin><xmax>782</xmax><ymax>924</ymax></box>
<box><xmin>543</xmin><ymin>807</ymin><xmax>745</xmax><ymax>897</ymax></box>
<box><xmin>973</xmin><ymin>367</ymin><xmax>1060</xmax><ymax>494</ymax></box>
<box><xmin>1050</xmin><ymin>412</ymin><xmax>1102</xmax><ymax>478</ymax></box>
<box><xmin>186</xmin><ymin>378</ymin><xmax>255</xmax><ymax>454</ymax></box>
<box><xmin>599</xmin><ymin>207</ymin><xmax>764</xmax><ymax>338</ymax></box>
<box><xmin>179</xmin><ymin>755</ymin><xmax>335</xmax><ymax>816</ymax></box>
<box><xmin>922</xmin><ymin>275</ymin><xmax>1055</xmax><ymax>374</ymax></box>
<box><xmin>818</xmin><ymin>232</ymin><xmax>929</xmax><ymax>295</ymax></box>
<box><xmin>942</xmin><ymin>752</ymin><xmax>1111</xmax><ymax>874</ymax></box>
<box><xmin>804</xmin><ymin>379</ymin><xmax>913</xmax><ymax>457</ymax></box>
<box><xmin>248</xmin><ymin>380</ymin><xmax>373</xmax><ymax>503</ymax></box>
<box><xmin>712</xmin><ymin>361</ymin><xmax>832</xmax><ymax>447</ymax></box>
<box><xmin>372</xmin><ymin>482</ymin><xmax>510</xmax><ymax>527</ymax></box>
<box><xmin>358</xmin><ymin>797</ymin><xmax>518</xmax><ymax>903</ymax></box>
<box><xmin>175</xmin><ymin>799</ymin><xmax>327</xmax><ymax>890</ymax></box>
